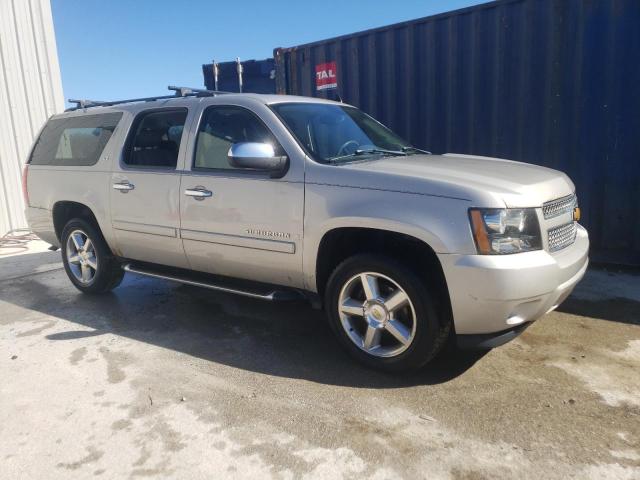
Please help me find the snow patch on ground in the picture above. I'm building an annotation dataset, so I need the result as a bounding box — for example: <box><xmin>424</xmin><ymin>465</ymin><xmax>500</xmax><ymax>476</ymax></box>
<box><xmin>610</xmin><ymin>450</ymin><xmax>640</xmax><ymax>461</ymax></box>
<box><xmin>551</xmin><ymin>341</ymin><xmax>640</xmax><ymax>408</ymax></box>
<box><xmin>582</xmin><ymin>463</ymin><xmax>640</xmax><ymax>480</ymax></box>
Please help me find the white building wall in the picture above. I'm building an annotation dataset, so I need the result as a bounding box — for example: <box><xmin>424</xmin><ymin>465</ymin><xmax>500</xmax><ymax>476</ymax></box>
<box><xmin>0</xmin><ymin>0</ymin><xmax>64</xmax><ymax>235</ymax></box>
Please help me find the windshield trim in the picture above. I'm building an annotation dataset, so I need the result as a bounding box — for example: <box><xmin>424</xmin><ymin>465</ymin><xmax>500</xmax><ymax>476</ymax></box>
<box><xmin>267</xmin><ymin>102</ymin><xmax>413</xmax><ymax>165</ymax></box>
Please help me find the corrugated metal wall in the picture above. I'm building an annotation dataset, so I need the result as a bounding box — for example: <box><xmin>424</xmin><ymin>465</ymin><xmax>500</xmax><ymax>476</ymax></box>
<box><xmin>275</xmin><ymin>0</ymin><xmax>640</xmax><ymax>265</ymax></box>
<box><xmin>202</xmin><ymin>58</ymin><xmax>276</xmax><ymax>93</ymax></box>
<box><xmin>0</xmin><ymin>0</ymin><xmax>64</xmax><ymax>236</ymax></box>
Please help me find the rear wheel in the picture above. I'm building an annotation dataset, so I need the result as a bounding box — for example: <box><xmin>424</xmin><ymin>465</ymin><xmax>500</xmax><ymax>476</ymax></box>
<box><xmin>61</xmin><ymin>219</ymin><xmax>124</xmax><ymax>294</ymax></box>
<box><xmin>325</xmin><ymin>254</ymin><xmax>450</xmax><ymax>371</ymax></box>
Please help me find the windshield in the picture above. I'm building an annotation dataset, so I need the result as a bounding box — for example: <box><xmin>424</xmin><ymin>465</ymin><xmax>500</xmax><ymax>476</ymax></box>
<box><xmin>271</xmin><ymin>103</ymin><xmax>416</xmax><ymax>163</ymax></box>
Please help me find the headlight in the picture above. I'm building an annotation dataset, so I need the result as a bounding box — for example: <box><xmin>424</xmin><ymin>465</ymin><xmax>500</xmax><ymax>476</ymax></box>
<box><xmin>469</xmin><ymin>208</ymin><xmax>542</xmax><ymax>254</ymax></box>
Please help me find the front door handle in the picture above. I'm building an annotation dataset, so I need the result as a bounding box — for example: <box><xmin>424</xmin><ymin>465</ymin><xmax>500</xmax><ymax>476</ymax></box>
<box><xmin>184</xmin><ymin>187</ymin><xmax>213</xmax><ymax>200</ymax></box>
<box><xmin>113</xmin><ymin>181</ymin><xmax>135</xmax><ymax>192</ymax></box>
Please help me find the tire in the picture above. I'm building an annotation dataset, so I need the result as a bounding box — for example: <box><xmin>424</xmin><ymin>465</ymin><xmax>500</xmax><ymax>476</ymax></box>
<box><xmin>61</xmin><ymin>218</ymin><xmax>124</xmax><ymax>294</ymax></box>
<box><xmin>324</xmin><ymin>254</ymin><xmax>450</xmax><ymax>372</ymax></box>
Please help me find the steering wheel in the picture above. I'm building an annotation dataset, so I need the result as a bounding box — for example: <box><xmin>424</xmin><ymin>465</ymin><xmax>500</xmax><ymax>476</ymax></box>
<box><xmin>336</xmin><ymin>140</ymin><xmax>360</xmax><ymax>157</ymax></box>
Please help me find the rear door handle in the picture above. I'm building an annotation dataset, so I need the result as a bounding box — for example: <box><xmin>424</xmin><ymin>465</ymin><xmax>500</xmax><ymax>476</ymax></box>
<box><xmin>184</xmin><ymin>187</ymin><xmax>212</xmax><ymax>200</ymax></box>
<box><xmin>113</xmin><ymin>181</ymin><xmax>135</xmax><ymax>192</ymax></box>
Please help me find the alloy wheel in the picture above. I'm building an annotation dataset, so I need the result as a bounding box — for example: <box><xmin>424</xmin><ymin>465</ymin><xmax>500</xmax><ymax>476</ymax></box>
<box><xmin>66</xmin><ymin>229</ymin><xmax>98</xmax><ymax>284</ymax></box>
<box><xmin>337</xmin><ymin>272</ymin><xmax>417</xmax><ymax>357</ymax></box>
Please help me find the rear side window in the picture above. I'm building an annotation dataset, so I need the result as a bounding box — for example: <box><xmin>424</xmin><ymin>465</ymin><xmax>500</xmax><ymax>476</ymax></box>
<box><xmin>30</xmin><ymin>113</ymin><xmax>122</xmax><ymax>166</ymax></box>
<box><xmin>124</xmin><ymin>109</ymin><xmax>187</xmax><ymax>169</ymax></box>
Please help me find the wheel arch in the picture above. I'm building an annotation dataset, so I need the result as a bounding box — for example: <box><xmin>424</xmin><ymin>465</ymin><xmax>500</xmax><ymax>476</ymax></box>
<box><xmin>312</xmin><ymin>225</ymin><xmax>453</xmax><ymax>329</ymax></box>
<box><xmin>306</xmin><ymin>216</ymin><xmax>447</xmax><ymax>291</ymax></box>
<box><xmin>52</xmin><ymin>201</ymin><xmax>114</xmax><ymax>254</ymax></box>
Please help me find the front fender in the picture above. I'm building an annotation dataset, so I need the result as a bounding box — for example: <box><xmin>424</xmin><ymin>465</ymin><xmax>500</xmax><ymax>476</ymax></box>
<box><xmin>303</xmin><ymin>183</ymin><xmax>474</xmax><ymax>291</ymax></box>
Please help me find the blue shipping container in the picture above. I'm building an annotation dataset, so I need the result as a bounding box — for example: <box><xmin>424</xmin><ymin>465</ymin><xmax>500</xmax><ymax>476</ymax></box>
<box><xmin>274</xmin><ymin>0</ymin><xmax>640</xmax><ymax>265</ymax></box>
<box><xmin>203</xmin><ymin>58</ymin><xmax>276</xmax><ymax>94</ymax></box>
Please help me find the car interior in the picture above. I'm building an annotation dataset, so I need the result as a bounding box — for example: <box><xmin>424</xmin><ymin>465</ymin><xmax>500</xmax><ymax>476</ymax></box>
<box><xmin>128</xmin><ymin>110</ymin><xmax>186</xmax><ymax>168</ymax></box>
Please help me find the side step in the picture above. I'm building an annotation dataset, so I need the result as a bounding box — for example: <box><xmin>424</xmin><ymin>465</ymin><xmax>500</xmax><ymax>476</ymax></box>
<box><xmin>122</xmin><ymin>263</ymin><xmax>304</xmax><ymax>302</ymax></box>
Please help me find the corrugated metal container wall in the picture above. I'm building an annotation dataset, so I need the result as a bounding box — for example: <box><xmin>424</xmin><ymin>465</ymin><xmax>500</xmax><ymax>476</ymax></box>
<box><xmin>275</xmin><ymin>0</ymin><xmax>640</xmax><ymax>265</ymax></box>
<box><xmin>0</xmin><ymin>0</ymin><xmax>64</xmax><ymax>236</ymax></box>
<box><xmin>202</xmin><ymin>58</ymin><xmax>276</xmax><ymax>93</ymax></box>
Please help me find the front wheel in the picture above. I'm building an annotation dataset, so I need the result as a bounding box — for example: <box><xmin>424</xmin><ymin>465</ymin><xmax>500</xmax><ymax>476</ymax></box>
<box><xmin>61</xmin><ymin>219</ymin><xmax>124</xmax><ymax>294</ymax></box>
<box><xmin>325</xmin><ymin>254</ymin><xmax>450</xmax><ymax>372</ymax></box>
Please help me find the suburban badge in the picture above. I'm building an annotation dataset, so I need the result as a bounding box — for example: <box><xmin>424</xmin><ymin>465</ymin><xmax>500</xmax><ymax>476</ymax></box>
<box><xmin>246</xmin><ymin>228</ymin><xmax>291</xmax><ymax>239</ymax></box>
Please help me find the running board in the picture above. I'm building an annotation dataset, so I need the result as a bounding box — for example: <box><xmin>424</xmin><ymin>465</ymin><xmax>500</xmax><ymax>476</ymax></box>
<box><xmin>122</xmin><ymin>263</ymin><xmax>303</xmax><ymax>302</ymax></box>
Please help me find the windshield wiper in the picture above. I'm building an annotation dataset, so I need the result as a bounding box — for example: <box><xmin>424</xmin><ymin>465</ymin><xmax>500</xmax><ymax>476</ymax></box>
<box><xmin>358</xmin><ymin>148</ymin><xmax>407</xmax><ymax>156</ymax></box>
<box><xmin>328</xmin><ymin>148</ymin><xmax>407</xmax><ymax>163</ymax></box>
<box><xmin>401</xmin><ymin>146</ymin><xmax>432</xmax><ymax>155</ymax></box>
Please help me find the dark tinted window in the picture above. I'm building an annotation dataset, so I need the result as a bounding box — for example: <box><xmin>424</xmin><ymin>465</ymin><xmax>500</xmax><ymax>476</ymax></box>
<box><xmin>194</xmin><ymin>106</ymin><xmax>280</xmax><ymax>170</ymax></box>
<box><xmin>124</xmin><ymin>109</ymin><xmax>187</xmax><ymax>168</ymax></box>
<box><xmin>29</xmin><ymin>113</ymin><xmax>122</xmax><ymax>166</ymax></box>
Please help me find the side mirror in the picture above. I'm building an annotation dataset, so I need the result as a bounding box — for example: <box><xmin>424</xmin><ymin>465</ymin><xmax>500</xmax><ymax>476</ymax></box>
<box><xmin>227</xmin><ymin>143</ymin><xmax>288</xmax><ymax>175</ymax></box>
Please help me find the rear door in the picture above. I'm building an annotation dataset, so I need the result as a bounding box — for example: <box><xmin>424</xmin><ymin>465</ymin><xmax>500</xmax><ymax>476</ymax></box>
<box><xmin>178</xmin><ymin>103</ymin><xmax>305</xmax><ymax>287</ymax></box>
<box><xmin>109</xmin><ymin>107</ymin><xmax>191</xmax><ymax>268</ymax></box>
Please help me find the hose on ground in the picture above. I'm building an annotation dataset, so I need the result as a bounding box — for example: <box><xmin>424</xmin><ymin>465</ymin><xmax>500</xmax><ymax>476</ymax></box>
<box><xmin>0</xmin><ymin>229</ymin><xmax>39</xmax><ymax>255</ymax></box>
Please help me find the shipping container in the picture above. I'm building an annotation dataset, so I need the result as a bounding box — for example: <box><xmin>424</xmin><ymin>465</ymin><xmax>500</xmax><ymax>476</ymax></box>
<box><xmin>274</xmin><ymin>0</ymin><xmax>640</xmax><ymax>265</ymax></box>
<box><xmin>202</xmin><ymin>58</ymin><xmax>276</xmax><ymax>93</ymax></box>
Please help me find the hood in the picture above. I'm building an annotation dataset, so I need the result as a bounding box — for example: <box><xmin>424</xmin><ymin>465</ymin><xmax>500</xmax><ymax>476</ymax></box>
<box><xmin>324</xmin><ymin>153</ymin><xmax>575</xmax><ymax>208</ymax></box>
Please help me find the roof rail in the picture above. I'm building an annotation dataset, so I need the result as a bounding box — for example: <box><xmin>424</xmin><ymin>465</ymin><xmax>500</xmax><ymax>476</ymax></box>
<box><xmin>167</xmin><ymin>85</ymin><xmax>231</xmax><ymax>96</ymax></box>
<box><xmin>66</xmin><ymin>85</ymin><xmax>232</xmax><ymax>111</ymax></box>
<box><xmin>66</xmin><ymin>94</ymin><xmax>183</xmax><ymax>111</ymax></box>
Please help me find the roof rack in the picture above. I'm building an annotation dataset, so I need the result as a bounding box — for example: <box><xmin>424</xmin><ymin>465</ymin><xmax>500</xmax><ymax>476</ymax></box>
<box><xmin>167</xmin><ymin>85</ymin><xmax>231</xmax><ymax>97</ymax></box>
<box><xmin>66</xmin><ymin>85</ymin><xmax>232</xmax><ymax>111</ymax></box>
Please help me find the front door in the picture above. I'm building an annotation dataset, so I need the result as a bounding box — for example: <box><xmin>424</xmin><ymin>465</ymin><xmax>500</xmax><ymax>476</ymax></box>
<box><xmin>179</xmin><ymin>104</ymin><xmax>304</xmax><ymax>288</ymax></box>
<box><xmin>110</xmin><ymin>108</ymin><xmax>191</xmax><ymax>268</ymax></box>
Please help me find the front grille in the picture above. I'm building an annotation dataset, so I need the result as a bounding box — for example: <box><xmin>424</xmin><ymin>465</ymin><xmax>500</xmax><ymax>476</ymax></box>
<box><xmin>543</xmin><ymin>194</ymin><xmax>576</xmax><ymax>219</ymax></box>
<box><xmin>548</xmin><ymin>222</ymin><xmax>577</xmax><ymax>252</ymax></box>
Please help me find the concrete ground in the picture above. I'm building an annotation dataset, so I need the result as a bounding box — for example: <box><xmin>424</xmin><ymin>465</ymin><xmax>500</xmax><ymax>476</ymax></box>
<box><xmin>1</xmin><ymin>241</ymin><xmax>639</xmax><ymax>479</ymax></box>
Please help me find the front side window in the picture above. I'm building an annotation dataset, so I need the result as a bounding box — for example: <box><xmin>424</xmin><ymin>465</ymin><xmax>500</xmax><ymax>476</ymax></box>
<box><xmin>194</xmin><ymin>106</ymin><xmax>280</xmax><ymax>170</ymax></box>
<box><xmin>271</xmin><ymin>103</ymin><xmax>413</xmax><ymax>163</ymax></box>
<box><xmin>124</xmin><ymin>109</ymin><xmax>187</xmax><ymax>168</ymax></box>
<box><xmin>30</xmin><ymin>113</ymin><xmax>122</xmax><ymax>166</ymax></box>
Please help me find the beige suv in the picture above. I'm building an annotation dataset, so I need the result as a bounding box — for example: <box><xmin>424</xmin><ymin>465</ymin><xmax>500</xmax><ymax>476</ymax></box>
<box><xmin>24</xmin><ymin>87</ymin><xmax>589</xmax><ymax>371</ymax></box>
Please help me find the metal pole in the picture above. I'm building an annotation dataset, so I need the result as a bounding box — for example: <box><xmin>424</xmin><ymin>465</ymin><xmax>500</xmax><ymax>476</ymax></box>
<box><xmin>236</xmin><ymin>57</ymin><xmax>243</xmax><ymax>93</ymax></box>
<box><xmin>213</xmin><ymin>60</ymin><xmax>219</xmax><ymax>91</ymax></box>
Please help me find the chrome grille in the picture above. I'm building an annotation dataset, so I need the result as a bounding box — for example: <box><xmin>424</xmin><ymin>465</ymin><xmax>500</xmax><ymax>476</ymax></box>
<box><xmin>543</xmin><ymin>194</ymin><xmax>576</xmax><ymax>219</ymax></box>
<box><xmin>548</xmin><ymin>222</ymin><xmax>577</xmax><ymax>252</ymax></box>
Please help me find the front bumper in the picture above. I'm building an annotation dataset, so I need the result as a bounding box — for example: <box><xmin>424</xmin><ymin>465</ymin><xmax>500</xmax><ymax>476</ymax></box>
<box><xmin>438</xmin><ymin>224</ymin><xmax>589</xmax><ymax>335</ymax></box>
<box><xmin>457</xmin><ymin>322</ymin><xmax>532</xmax><ymax>350</ymax></box>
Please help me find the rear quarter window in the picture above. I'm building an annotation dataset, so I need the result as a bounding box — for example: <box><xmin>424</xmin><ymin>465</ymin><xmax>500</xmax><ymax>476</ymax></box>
<box><xmin>29</xmin><ymin>112</ymin><xmax>123</xmax><ymax>166</ymax></box>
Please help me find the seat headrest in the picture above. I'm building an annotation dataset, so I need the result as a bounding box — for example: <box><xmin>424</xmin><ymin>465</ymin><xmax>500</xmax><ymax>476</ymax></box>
<box><xmin>135</xmin><ymin>129</ymin><xmax>163</xmax><ymax>148</ymax></box>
